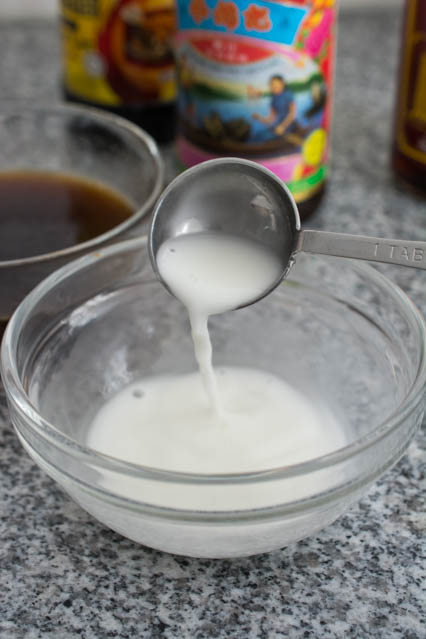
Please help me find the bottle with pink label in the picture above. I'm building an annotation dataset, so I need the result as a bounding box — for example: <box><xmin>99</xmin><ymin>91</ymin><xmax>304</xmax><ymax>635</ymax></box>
<box><xmin>175</xmin><ymin>0</ymin><xmax>337</xmax><ymax>219</ymax></box>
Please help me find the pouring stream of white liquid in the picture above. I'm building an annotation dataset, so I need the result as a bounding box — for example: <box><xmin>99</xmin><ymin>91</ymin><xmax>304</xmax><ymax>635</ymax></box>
<box><xmin>156</xmin><ymin>232</ymin><xmax>282</xmax><ymax>417</ymax></box>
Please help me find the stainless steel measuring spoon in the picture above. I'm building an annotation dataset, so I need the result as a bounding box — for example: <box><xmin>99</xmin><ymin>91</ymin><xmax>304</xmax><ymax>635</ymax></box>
<box><xmin>149</xmin><ymin>158</ymin><xmax>426</xmax><ymax>306</ymax></box>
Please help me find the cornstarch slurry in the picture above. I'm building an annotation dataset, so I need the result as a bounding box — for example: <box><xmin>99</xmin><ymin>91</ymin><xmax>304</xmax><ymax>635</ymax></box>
<box><xmin>88</xmin><ymin>232</ymin><xmax>346</xmax><ymax>481</ymax></box>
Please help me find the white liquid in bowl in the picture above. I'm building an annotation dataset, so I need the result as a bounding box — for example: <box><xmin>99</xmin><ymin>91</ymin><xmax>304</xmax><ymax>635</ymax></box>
<box><xmin>88</xmin><ymin>366</ymin><xmax>345</xmax><ymax>475</ymax></box>
<box><xmin>87</xmin><ymin>232</ymin><xmax>347</xmax><ymax>508</ymax></box>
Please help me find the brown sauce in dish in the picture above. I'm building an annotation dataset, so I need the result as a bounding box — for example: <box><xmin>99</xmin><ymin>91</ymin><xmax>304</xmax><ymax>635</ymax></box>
<box><xmin>0</xmin><ymin>170</ymin><xmax>135</xmax><ymax>262</ymax></box>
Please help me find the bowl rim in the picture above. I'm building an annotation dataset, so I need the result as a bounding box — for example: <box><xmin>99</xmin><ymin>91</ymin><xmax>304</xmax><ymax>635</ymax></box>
<box><xmin>0</xmin><ymin>102</ymin><xmax>164</xmax><ymax>268</ymax></box>
<box><xmin>2</xmin><ymin>236</ymin><xmax>426</xmax><ymax>486</ymax></box>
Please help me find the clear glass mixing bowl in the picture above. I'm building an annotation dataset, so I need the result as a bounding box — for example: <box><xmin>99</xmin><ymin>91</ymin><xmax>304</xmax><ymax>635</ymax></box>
<box><xmin>1</xmin><ymin>238</ymin><xmax>425</xmax><ymax>558</ymax></box>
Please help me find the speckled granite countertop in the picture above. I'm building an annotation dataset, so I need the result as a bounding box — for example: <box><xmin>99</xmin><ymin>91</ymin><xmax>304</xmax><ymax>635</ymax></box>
<box><xmin>1</xmin><ymin>8</ymin><xmax>425</xmax><ymax>639</ymax></box>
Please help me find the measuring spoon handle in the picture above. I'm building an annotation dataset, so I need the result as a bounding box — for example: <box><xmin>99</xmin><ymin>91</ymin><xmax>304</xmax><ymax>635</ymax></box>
<box><xmin>298</xmin><ymin>230</ymin><xmax>426</xmax><ymax>270</ymax></box>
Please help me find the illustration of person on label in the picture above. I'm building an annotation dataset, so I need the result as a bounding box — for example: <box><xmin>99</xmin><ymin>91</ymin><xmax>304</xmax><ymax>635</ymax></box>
<box><xmin>248</xmin><ymin>75</ymin><xmax>303</xmax><ymax>147</ymax></box>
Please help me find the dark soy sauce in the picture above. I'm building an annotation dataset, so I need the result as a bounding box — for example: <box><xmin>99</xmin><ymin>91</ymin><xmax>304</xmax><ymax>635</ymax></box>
<box><xmin>0</xmin><ymin>171</ymin><xmax>135</xmax><ymax>261</ymax></box>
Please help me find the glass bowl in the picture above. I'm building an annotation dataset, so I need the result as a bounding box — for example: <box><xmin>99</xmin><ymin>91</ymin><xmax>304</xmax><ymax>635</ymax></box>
<box><xmin>1</xmin><ymin>238</ymin><xmax>425</xmax><ymax>558</ymax></box>
<box><xmin>0</xmin><ymin>103</ymin><xmax>163</xmax><ymax>325</ymax></box>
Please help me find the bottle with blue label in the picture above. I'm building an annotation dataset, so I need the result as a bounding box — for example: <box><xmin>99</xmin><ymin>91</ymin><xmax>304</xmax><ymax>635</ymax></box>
<box><xmin>175</xmin><ymin>0</ymin><xmax>337</xmax><ymax>219</ymax></box>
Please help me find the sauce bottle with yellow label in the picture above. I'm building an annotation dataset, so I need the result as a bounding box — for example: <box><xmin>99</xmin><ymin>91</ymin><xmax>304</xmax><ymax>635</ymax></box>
<box><xmin>392</xmin><ymin>0</ymin><xmax>426</xmax><ymax>193</ymax></box>
<box><xmin>60</xmin><ymin>0</ymin><xmax>177</xmax><ymax>143</ymax></box>
<box><xmin>175</xmin><ymin>0</ymin><xmax>338</xmax><ymax>219</ymax></box>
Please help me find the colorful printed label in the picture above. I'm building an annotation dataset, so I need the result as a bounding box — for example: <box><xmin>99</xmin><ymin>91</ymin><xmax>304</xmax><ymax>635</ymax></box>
<box><xmin>60</xmin><ymin>0</ymin><xmax>177</xmax><ymax>106</ymax></box>
<box><xmin>176</xmin><ymin>0</ymin><xmax>337</xmax><ymax>202</ymax></box>
<box><xmin>395</xmin><ymin>0</ymin><xmax>426</xmax><ymax>165</ymax></box>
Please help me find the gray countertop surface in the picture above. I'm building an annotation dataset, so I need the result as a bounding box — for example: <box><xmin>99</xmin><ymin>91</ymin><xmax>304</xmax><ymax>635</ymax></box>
<box><xmin>1</xmin><ymin>8</ymin><xmax>425</xmax><ymax>639</ymax></box>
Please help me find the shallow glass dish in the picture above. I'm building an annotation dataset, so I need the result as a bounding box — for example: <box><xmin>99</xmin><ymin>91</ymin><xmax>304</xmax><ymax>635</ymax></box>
<box><xmin>1</xmin><ymin>238</ymin><xmax>425</xmax><ymax>558</ymax></box>
<box><xmin>0</xmin><ymin>103</ymin><xmax>163</xmax><ymax>323</ymax></box>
